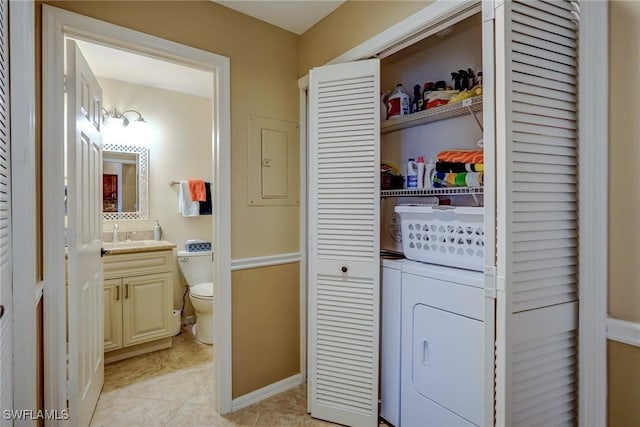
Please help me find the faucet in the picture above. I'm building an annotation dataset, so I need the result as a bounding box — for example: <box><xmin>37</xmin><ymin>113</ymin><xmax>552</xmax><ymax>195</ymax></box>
<box><xmin>112</xmin><ymin>223</ymin><xmax>119</xmax><ymax>243</ymax></box>
<box><xmin>125</xmin><ymin>231</ymin><xmax>137</xmax><ymax>242</ymax></box>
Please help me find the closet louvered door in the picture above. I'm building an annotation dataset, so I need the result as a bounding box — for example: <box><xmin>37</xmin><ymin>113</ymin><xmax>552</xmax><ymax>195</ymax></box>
<box><xmin>493</xmin><ymin>0</ymin><xmax>579</xmax><ymax>425</ymax></box>
<box><xmin>0</xmin><ymin>0</ymin><xmax>12</xmax><ymax>423</ymax></box>
<box><xmin>308</xmin><ymin>59</ymin><xmax>380</xmax><ymax>427</ymax></box>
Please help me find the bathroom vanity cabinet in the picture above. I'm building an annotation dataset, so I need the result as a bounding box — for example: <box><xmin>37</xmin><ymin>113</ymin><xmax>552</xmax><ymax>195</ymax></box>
<box><xmin>102</xmin><ymin>245</ymin><xmax>175</xmax><ymax>363</ymax></box>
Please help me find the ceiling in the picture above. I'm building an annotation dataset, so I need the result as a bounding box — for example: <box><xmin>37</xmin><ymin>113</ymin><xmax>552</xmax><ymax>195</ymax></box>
<box><xmin>214</xmin><ymin>1</ymin><xmax>345</xmax><ymax>35</ymax></box>
<box><xmin>75</xmin><ymin>40</ymin><xmax>213</xmax><ymax>98</ymax></box>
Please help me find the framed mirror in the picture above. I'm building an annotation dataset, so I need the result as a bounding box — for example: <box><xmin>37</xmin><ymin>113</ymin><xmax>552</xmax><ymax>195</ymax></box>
<box><xmin>102</xmin><ymin>143</ymin><xmax>149</xmax><ymax>220</ymax></box>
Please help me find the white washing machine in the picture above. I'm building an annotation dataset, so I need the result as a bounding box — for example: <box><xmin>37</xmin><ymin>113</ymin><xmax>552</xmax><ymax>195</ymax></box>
<box><xmin>380</xmin><ymin>256</ymin><xmax>412</xmax><ymax>427</ymax></box>
<box><xmin>400</xmin><ymin>261</ymin><xmax>484</xmax><ymax>427</ymax></box>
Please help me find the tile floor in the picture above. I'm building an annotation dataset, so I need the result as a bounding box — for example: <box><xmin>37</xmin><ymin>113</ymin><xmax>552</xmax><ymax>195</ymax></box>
<box><xmin>90</xmin><ymin>326</ymin><xmax>337</xmax><ymax>427</ymax></box>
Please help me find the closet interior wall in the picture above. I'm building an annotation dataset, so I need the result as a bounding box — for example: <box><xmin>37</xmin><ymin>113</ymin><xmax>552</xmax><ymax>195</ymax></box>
<box><xmin>381</xmin><ymin>14</ymin><xmax>483</xmax><ymax>205</ymax></box>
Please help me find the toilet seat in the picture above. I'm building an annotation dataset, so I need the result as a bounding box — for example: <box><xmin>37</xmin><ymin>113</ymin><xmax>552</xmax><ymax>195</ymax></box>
<box><xmin>190</xmin><ymin>282</ymin><xmax>213</xmax><ymax>299</ymax></box>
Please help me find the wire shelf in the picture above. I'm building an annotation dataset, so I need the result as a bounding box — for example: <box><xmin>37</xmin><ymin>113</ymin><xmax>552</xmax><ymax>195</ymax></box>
<box><xmin>381</xmin><ymin>95</ymin><xmax>483</xmax><ymax>134</ymax></box>
<box><xmin>381</xmin><ymin>187</ymin><xmax>484</xmax><ymax>197</ymax></box>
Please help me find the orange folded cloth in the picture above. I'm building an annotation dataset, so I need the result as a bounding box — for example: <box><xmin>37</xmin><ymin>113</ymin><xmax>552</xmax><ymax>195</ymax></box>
<box><xmin>437</xmin><ymin>150</ymin><xmax>484</xmax><ymax>164</ymax></box>
<box><xmin>188</xmin><ymin>179</ymin><xmax>206</xmax><ymax>202</ymax></box>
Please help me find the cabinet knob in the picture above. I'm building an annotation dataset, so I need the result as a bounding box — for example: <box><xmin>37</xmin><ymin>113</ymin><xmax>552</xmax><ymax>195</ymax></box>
<box><xmin>341</xmin><ymin>266</ymin><xmax>348</xmax><ymax>273</ymax></box>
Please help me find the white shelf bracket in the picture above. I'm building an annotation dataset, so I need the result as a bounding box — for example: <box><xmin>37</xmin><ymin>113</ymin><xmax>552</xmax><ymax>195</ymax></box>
<box><xmin>463</xmin><ymin>98</ymin><xmax>483</xmax><ymax>132</ymax></box>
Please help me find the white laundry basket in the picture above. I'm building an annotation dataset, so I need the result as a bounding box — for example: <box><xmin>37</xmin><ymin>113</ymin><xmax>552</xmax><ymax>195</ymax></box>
<box><xmin>394</xmin><ymin>205</ymin><xmax>484</xmax><ymax>271</ymax></box>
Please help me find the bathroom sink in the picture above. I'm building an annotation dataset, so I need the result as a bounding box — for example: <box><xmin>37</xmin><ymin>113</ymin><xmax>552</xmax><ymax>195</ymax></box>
<box><xmin>103</xmin><ymin>239</ymin><xmax>176</xmax><ymax>254</ymax></box>
<box><xmin>108</xmin><ymin>241</ymin><xmax>153</xmax><ymax>247</ymax></box>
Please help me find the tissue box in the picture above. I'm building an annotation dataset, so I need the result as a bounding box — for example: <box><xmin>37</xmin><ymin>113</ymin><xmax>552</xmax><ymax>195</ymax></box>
<box><xmin>185</xmin><ymin>241</ymin><xmax>211</xmax><ymax>252</ymax></box>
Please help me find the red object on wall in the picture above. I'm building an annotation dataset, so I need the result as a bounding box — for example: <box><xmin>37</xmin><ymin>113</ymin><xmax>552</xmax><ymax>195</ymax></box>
<box><xmin>103</xmin><ymin>174</ymin><xmax>118</xmax><ymax>212</ymax></box>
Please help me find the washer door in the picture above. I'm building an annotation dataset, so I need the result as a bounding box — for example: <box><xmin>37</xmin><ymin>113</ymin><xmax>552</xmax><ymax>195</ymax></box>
<box><xmin>412</xmin><ymin>303</ymin><xmax>483</xmax><ymax>425</ymax></box>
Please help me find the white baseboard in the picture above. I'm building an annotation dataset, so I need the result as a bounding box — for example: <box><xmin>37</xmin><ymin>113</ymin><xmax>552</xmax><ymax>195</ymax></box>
<box><xmin>607</xmin><ymin>316</ymin><xmax>640</xmax><ymax>347</ymax></box>
<box><xmin>231</xmin><ymin>373</ymin><xmax>302</xmax><ymax>412</ymax></box>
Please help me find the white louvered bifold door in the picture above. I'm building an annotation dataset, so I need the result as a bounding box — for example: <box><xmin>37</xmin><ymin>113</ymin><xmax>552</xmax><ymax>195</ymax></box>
<box><xmin>0</xmin><ymin>0</ymin><xmax>12</xmax><ymax>424</ymax></box>
<box><xmin>493</xmin><ymin>1</ymin><xmax>579</xmax><ymax>425</ymax></box>
<box><xmin>308</xmin><ymin>59</ymin><xmax>380</xmax><ymax>427</ymax></box>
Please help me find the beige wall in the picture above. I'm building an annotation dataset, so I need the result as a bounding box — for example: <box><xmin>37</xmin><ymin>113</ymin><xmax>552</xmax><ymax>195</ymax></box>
<box><xmin>609</xmin><ymin>1</ymin><xmax>640</xmax><ymax>323</ymax></box>
<box><xmin>232</xmin><ymin>263</ymin><xmax>300</xmax><ymax>398</ymax></box>
<box><xmin>99</xmin><ymin>77</ymin><xmax>213</xmax><ymax>315</ymax></box>
<box><xmin>608</xmin><ymin>341</ymin><xmax>640</xmax><ymax>427</ymax></box>
<box><xmin>299</xmin><ymin>0</ymin><xmax>430</xmax><ymax>75</ymax></box>
<box><xmin>609</xmin><ymin>2</ymin><xmax>640</xmax><ymax>425</ymax></box>
<box><xmin>43</xmin><ymin>0</ymin><xmax>301</xmax><ymax>397</ymax></box>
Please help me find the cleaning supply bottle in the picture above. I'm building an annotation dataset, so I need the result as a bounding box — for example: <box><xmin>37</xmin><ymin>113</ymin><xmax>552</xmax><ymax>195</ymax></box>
<box><xmin>153</xmin><ymin>219</ymin><xmax>162</xmax><ymax>241</ymax></box>
<box><xmin>411</xmin><ymin>84</ymin><xmax>422</xmax><ymax>113</ymax></box>
<box><xmin>387</xmin><ymin>84</ymin><xmax>410</xmax><ymax>118</ymax></box>
<box><xmin>381</xmin><ymin>91</ymin><xmax>391</xmax><ymax>120</ymax></box>
<box><xmin>416</xmin><ymin>156</ymin><xmax>425</xmax><ymax>189</ymax></box>
<box><xmin>424</xmin><ymin>158</ymin><xmax>436</xmax><ymax>189</ymax></box>
<box><xmin>406</xmin><ymin>158</ymin><xmax>418</xmax><ymax>188</ymax></box>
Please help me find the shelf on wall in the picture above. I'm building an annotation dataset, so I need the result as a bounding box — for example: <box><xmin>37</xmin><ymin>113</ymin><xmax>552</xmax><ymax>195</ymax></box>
<box><xmin>381</xmin><ymin>95</ymin><xmax>483</xmax><ymax>134</ymax></box>
<box><xmin>381</xmin><ymin>187</ymin><xmax>483</xmax><ymax>198</ymax></box>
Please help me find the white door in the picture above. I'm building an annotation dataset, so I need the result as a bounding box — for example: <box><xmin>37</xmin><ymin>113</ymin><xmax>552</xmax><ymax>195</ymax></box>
<box><xmin>308</xmin><ymin>59</ymin><xmax>380</xmax><ymax>426</ymax></box>
<box><xmin>0</xmin><ymin>0</ymin><xmax>12</xmax><ymax>423</ymax></box>
<box><xmin>66</xmin><ymin>39</ymin><xmax>104</xmax><ymax>427</ymax></box>
<box><xmin>491</xmin><ymin>0</ymin><xmax>580</xmax><ymax>425</ymax></box>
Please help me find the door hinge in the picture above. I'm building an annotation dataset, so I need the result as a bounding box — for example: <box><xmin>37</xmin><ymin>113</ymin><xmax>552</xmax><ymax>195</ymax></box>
<box><xmin>63</xmin><ymin>74</ymin><xmax>67</xmax><ymax>94</ymax></box>
<box><xmin>484</xmin><ymin>265</ymin><xmax>497</xmax><ymax>299</ymax></box>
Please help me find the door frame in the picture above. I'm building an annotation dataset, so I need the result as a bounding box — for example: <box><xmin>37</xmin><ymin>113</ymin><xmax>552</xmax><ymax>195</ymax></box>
<box><xmin>41</xmin><ymin>5</ymin><xmax>233</xmax><ymax>419</ymax></box>
<box><xmin>9</xmin><ymin>0</ymin><xmax>40</xmax><ymax>417</ymax></box>
<box><xmin>298</xmin><ymin>0</ymin><xmax>608</xmax><ymax>424</ymax></box>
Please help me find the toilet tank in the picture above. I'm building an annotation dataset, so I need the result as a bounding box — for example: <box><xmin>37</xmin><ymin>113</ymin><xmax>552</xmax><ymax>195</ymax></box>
<box><xmin>177</xmin><ymin>250</ymin><xmax>213</xmax><ymax>286</ymax></box>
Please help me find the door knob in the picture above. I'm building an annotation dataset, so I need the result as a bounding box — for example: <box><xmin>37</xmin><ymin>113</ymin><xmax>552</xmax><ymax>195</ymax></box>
<box><xmin>341</xmin><ymin>266</ymin><xmax>348</xmax><ymax>273</ymax></box>
<box><xmin>0</xmin><ymin>305</ymin><xmax>4</xmax><ymax>319</ymax></box>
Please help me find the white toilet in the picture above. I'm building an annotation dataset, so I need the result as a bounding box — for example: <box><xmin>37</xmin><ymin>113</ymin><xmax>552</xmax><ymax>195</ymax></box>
<box><xmin>177</xmin><ymin>249</ymin><xmax>213</xmax><ymax>344</ymax></box>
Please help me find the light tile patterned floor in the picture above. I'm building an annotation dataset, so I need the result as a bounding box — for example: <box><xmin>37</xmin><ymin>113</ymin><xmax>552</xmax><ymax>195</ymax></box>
<box><xmin>90</xmin><ymin>326</ymin><xmax>336</xmax><ymax>427</ymax></box>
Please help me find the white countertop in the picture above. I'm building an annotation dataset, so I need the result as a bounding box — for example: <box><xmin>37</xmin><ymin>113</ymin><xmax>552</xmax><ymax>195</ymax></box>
<box><xmin>103</xmin><ymin>239</ymin><xmax>176</xmax><ymax>255</ymax></box>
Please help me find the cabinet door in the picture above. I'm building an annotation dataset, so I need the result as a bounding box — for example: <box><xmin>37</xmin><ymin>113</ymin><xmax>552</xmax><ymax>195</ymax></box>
<box><xmin>103</xmin><ymin>278</ymin><xmax>122</xmax><ymax>352</ymax></box>
<box><xmin>308</xmin><ymin>59</ymin><xmax>380</xmax><ymax>427</ymax></box>
<box><xmin>122</xmin><ymin>272</ymin><xmax>173</xmax><ymax>347</ymax></box>
<box><xmin>0</xmin><ymin>0</ymin><xmax>11</xmax><ymax>416</ymax></box>
<box><xmin>491</xmin><ymin>1</ymin><xmax>580</xmax><ymax>425</ymax></box>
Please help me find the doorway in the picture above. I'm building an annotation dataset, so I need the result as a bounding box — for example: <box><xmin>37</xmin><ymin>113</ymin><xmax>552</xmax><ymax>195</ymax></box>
<box><xmin>42</xmin><ymin>5</ymin><xmax>233</xmax><ymax>422</ymax></box>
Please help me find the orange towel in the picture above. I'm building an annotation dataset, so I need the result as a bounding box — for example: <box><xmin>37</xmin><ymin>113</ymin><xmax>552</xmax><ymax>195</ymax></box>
<box><xmin>437</xmin><ymin>150</ymin><xmax>484</xmax><ymax>164</ymax></box>
<box><xmin>188</xmin><ymin>179</ymin><xmax>206</xmax><ymax>202</ymax></box>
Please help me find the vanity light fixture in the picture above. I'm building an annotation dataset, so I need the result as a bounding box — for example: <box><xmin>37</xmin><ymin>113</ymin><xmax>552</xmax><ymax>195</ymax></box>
<box><xmin>102</xmin><ymin>108</ymin><xmax>147</xmax><ymax>127</ymax></box>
